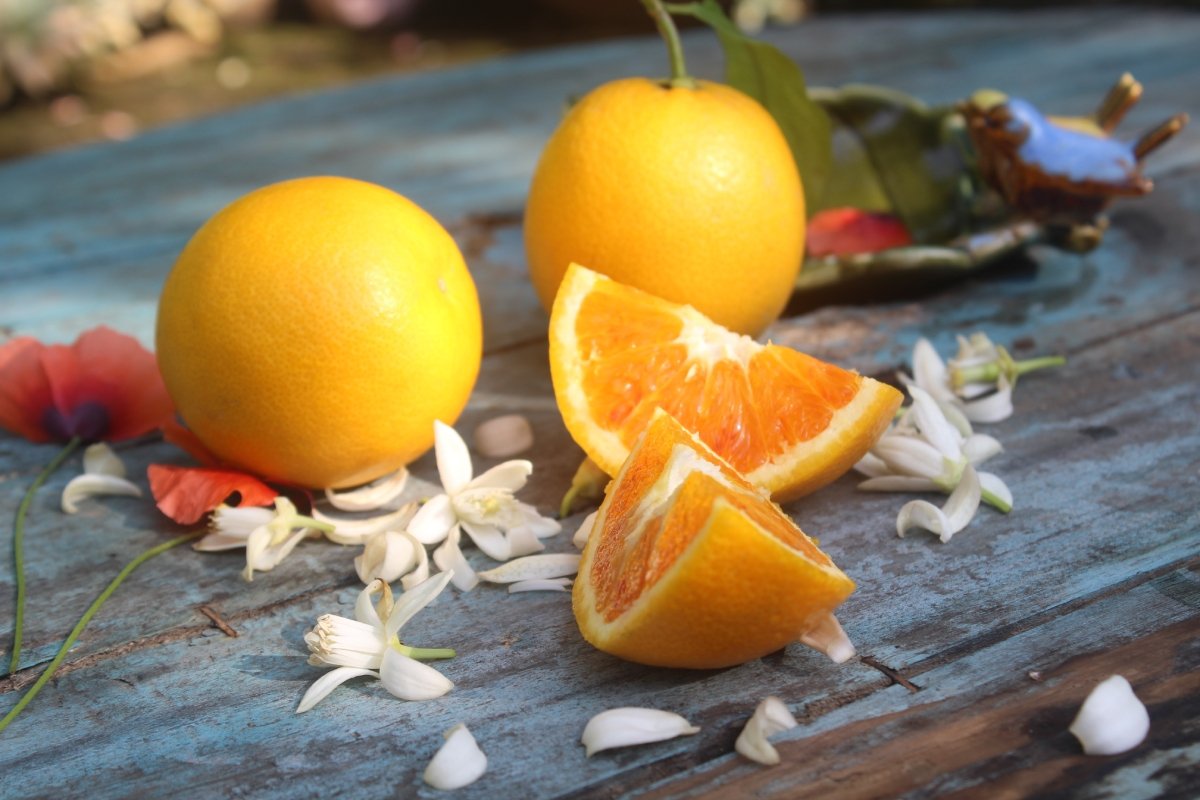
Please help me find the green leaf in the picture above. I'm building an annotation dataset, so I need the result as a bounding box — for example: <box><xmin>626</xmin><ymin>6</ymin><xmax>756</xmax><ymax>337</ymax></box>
<box><xmin>671</xmin><ymin>0</ymin><xmax>833</xmax><ymax>214</ymax></box>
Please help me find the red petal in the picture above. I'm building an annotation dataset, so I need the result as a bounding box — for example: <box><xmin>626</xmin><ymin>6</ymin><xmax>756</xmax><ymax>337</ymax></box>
<box><xmin>161</xmin><ymin>418</ymin><xmax>221</xmax><ymax>467</ymax></box>
<box><xmin>148</xmin><ymin>464</ymin><xmax>277</xmax><ymax>525</ymax></box>
<box><xmin>0</xmin><ymin>337</ymin><xmax>54</xmax><ymax>442</ymax></box>
<box><xmin>807</xmin><ymin>208</ymin><xmax>913</xmax><ymax>258</ymax></box>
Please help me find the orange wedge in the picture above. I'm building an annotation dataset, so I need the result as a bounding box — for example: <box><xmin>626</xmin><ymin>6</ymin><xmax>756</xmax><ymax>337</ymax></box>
<box><xmin>573</xmin><ymin>411</ymin><xmax>856</xmax><ymax>669</ymax></box>
<box><xmin>549</xmin><ymin>264</ymin><xmax>903</xmax><ymax>501</ymax></box>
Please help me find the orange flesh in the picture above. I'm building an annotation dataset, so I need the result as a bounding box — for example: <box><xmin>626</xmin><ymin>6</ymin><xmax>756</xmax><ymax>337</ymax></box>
<box><xmin>576</xmin><ymin>284</ymin><xmax>863</xmax><ymax>474</ymax></box>
<box><xmin>591</xmin><ymin>415</ymin><xmax>833</xmax><ymax>622</ymax></box>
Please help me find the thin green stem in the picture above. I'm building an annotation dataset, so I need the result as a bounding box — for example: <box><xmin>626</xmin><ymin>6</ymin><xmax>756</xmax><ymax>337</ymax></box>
<box><xmin>0</xmin><ymin>530</ymin><xmax>204</xmax><ymax>735</ymax></box>
<box><xmin>7</xmin><ymin>437</ymin><xmax>82</xmax><ymax>676</ymax></box>
<box><xmin>1014</xmin><ymin>355</ymin><xmax>1067</xmax><ymax>377</ymax></box>
<box><xmin>393</xmin><ymin>641</ymin><xmax>457</xmax><ymax>661</ymax></box>
<box><xmin>641</xmin><ymin>0</ymin><xmax>692</xmax><ymax>86</ymax></box>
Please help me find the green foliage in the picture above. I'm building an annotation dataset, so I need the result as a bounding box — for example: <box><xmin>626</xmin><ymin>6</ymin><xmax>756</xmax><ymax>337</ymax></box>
<box><xmin>668</xmin><ymin>0</ymin><xmax>833</xmax><ymax>215</ymax></box>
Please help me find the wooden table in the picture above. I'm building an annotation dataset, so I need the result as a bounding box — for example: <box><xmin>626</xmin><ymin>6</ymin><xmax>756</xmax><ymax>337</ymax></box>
<box><xmin>2</xmin><ymin>7</ymin><xmax>1197</xmax><ymax>798</ymax></box>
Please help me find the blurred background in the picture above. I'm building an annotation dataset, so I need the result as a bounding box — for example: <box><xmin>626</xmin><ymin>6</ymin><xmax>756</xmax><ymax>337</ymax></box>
<box><xmin>0</xmin><ymin>0</ymin><xmax>1192</xmax><ymax>162</ymax></box>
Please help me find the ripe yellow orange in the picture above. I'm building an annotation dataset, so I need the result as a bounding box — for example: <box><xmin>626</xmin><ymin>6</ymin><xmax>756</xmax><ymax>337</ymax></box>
<box><xmin>524</xmin><ymin>77</ymin><xmax>805</xmax><ymax>337</ymax></box>
<box><xmin>550</xmin><ymin>264</ymin><xmax>902</xmax><ymax>502</ymax></box>
<box><xmin>573</xmin><ymin>410</ymin><xmax>856</xmax><ymax>669</ymax></box>
<box><xmin>156</xmin><ymin>176</ymin><xmax>482</xmax><ymax>489</ymax></box>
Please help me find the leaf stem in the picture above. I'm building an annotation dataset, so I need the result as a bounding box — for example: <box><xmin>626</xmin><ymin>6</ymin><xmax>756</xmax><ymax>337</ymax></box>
<box><xmin>0</xmin><ymin>530</ymin><xmax>204</xmax><ymax>735</ymax></box>
<box><xmin>642</xmin><ymin>0</ymin><xmax>692</xmax><ymax>86</ymax></box>
<box><xmin>7</xmin><ymin>437</ymin><xmax>82</xmax><ymax>676</ymax></box>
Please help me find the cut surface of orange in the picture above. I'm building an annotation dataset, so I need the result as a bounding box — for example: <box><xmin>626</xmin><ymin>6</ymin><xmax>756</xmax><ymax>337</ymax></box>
<box><xmin>549</xmin><ymin>264</ymin><xmax>903</xmax><ymax>501</ymax></box>
<box><xmin>573</xmin><ymin>411</ymin><xmax>855</xmax><ymax>669</ymax></box>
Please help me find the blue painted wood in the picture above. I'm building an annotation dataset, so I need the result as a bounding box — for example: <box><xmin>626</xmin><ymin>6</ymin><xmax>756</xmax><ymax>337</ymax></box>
<box><xmin>1</xmin><ymin>6</ymin><xmax>1198</xmax><ymax>798</ymax></box>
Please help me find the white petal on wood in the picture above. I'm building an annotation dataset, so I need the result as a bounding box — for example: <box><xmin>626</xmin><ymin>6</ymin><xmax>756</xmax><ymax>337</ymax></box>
<box><xmin>473</xmin><ymin>413</ymin><xmax>534</xmax><ymax>458</ymax></box>
<box><xmin>942</xmin><ymin>464</ymin><xmax>982</xmax><ymax>535</ymax></box>
<box><xmin>400</xmin><ymin>533</ymin><xmax>431</xmax><ymax>591</ymax></box>
<box><xmin>896</xmin><ymin>500</ymin><xmax>950</xmax><ymax>540</ymax></box>
<box><xmin>798</xmin><ymin>612</ymin><xmax>856</xmax><ymax>664</ymax></box>
<box><xmin>852</xmin><ymin>451</ymin><xmax>892</xmax><ymax>479</ymax></box>
<box><xmin>314</xmin><ymin>504</ymin><xmax>419</xmax><ymax>546</ymax></box>
<box><xmin>508</xmin><ymin>578</ymin><xmax>572</xmax><ymax>593</ymax></box>
<box><xmin>82</xmin><ymin>442</ymin><xmax>127</xmax><ymax>477</ymax></box>
<box><xmin>476</xmin><ymin>553</ymin><xmax>581</xmax><ymax>584</ymax></box>
<box><xmin>433</xmin><ymin>526</ymin><xmax>479</xmax><ymax>591</ymax></box>
<box><xmin>324</xmin><ymin>468</ymin><xmax>409</xmax><ymax>512</ymax></box>
<box><xmin>963</xmin><ymin>434</ymin><xmax>1004</xmax><ymax>465</ymax></box>
<box><xmin>573</xmin><ymin>511</ymin><xmax>598</xmax><ymax>550</ymax></box>
<box><xmin>582</xmin><ymin>708</ymin><xmax>700</xmax><ymax>757</ymax></box>
<box><xmin>874</xmin><ymin>436</ymin><xmax>947</xmax><ymax>481</ymax></box>
<box><xmin>505</xmin><ymin>526</ymin><xmax>548</xmax><ymax>559</ymax></box>
<box><xmin>295</xmin><ymin>666</ymin><xmax>377</xmax><ymax>713</ymax></box>
<box><xmin>978</xmin><ymin>471</ymin><xmax>1014</xmax><ymax>513</ymax></box>
<box><xmin>1069</xmin><ymin>675</ymin><xmax>1150</xmax><ymax>756</ymax></box>
<box><xmin>734</xmin><ymin>696</ymin><xmax>799</xmax><ymax>765</ymax></box>
<box><xmin>378</xmin><ymin>647</ymin><xmax>454</xmax><ymax>701</ymax></box>
<box><xmin>434</xmin><ymin>420</ymin><xmax>474</xmax><ymax>495</ymax></box>
<box><xmin>61</xmin><ymin>474</ymin><xmax>143</xmax><ymax>514</ymax></box>
<box><xmin>423</xmin><ymin>724</ymin><xmax>488</xmax><ymax>790</ymax></box>
<box><xmin>857</xmin><ymin>476</ymin><xmax>941</xmax><ymax>494</ymax></box>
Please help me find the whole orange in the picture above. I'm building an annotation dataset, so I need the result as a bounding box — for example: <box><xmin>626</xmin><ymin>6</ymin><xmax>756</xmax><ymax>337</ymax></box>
<box><xmin>156</xmin><ymin>176</ymin><xmax>482</xmax><ymax>489</ymax></box>
<box><xmin>524</xmin><ymin>77</ymin><xmax>805</xmax><ymax>337</ymax></box>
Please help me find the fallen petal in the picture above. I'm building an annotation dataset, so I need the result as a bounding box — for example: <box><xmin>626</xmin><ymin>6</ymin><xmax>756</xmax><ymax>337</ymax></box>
<box><xmin>978</xmin><ymin>471</ymin><xmax>1014</xmax><ymax>513</ymax></box>
<box><xmin>473</xmin><ymin>413</ymin><xmax>534</xmax><ymax>458</ymax></box>
<box><xmin>857</xmin><ymin>476</ymin><xmax>941</xmax><ymax>494</ymax></box>
<box><xmin>896</xmin><ymin>500</ymin><xmax>950</xmax><ymax>540</ymax></box>
<box><xmin>874</xmin><ymin>436</ymin><xmax>948</xmax><ymax>481</ymax></box>
<box><xmin>963</xmin><ymin>434</ymin><xmax>1004</xmax><ymax>465</ymax></box>
<box><xmin>314</xmin><ymin>503</ymin><xmax>418</xmax><ymax>547</ymax></box>
<box><xmin>852</xmin><ymin>451</ymin><xmax>892</xmax><ymax>479</ymax></box>
<box><xmin>582</xmin><ymin>708</ymin><xmax>700</xmax><ymax>757</ymax></box>
<box><xmin>1069</xmin><ymin>675</ymin><xmax>1150</xmax><ymax>755</ymax></box>
<box><xmin>379</xmin><ymin>647</ymin><xmax>454</xmax><ymax>701</ymax></box>
<box><xmin>735</xmin><ymin>697</ymin><xmax>798</xmax><ymax>766</ymax></box>
<box><xmin>324</xmin><ymin>468</ymin><xmax>409</xmax><ymax>512</ymax></box>
<box><xmin>508</xmin><ymin>578</ymin><xmax>573</xmax><ymax>593</ymax></box>
<box><xmin>433</xmin><ymin>526</ymin><xmax>479</xmax><ymax>591</ymax></box>
<box><xmin>434</xmin><ymin>420</ymin><xmax>474</xmax><ymax>495</ymax></box>
<box><xmin>61</xmin><ymin>474</ymin><xmax>143</xmax><ymax>514</ymax></box>
<box><xmin>477</xmin><ymin>553</ymin><xmax>581</xmax><ymax>584</ymax></box>
<box><xmin>573</xmin><ymin>511</ymin><xmax>598</xmax><ymax>550</ymax></box>
<box><xmin>147</xmin><ymin>464</ymin><xmax>276</xmax><ymax>525</ymax></box>
<box><xmin>401</xmin><ymin>533</ymin><xmax>431</xmax><ymax>591</ymax></box>
<box><xmin>941</xmin><ymin>464</ymin><xmax>982</xmax><ymax>535</ymax></box>
<box><xmin>798</xmin><ymin>612</ymin><xmax>856</xmax><ymax>664</ymax></box>
<box><xmin>82</xmin><ymin>442</ymin><xmax>126</xmax><ymax>477</ymax></box>
<box><xmin>423</xmin><ymin>723</ymin><xmax>487</xmax><ymax>790</ymax></box>
<box><xmin>296</xmin><ymin>666</ymin><xmax>378</xmax><ymax>713</ymax></box>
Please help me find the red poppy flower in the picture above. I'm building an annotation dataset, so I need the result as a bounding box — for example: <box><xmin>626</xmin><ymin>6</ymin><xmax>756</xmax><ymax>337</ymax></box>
<box><xmin>807</xmin><ymin>207</ymin><xmax>913</xmax><ymax>258</ymax></box>
<box><xmin>147</xmin><ymin>464</ymin><xmax>278</xmax><ymax>525</ymax></box>
<box><xmin>0</xmin><ymin>326</ymin><xmax>174</xmax><ymax>444</ymax></box>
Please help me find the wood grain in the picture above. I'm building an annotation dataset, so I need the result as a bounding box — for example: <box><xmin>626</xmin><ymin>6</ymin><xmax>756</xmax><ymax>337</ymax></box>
<box><xmin>1</xmin><ymin>7</ymin><xmax>1198</xmax><ymax>798</ymax></box>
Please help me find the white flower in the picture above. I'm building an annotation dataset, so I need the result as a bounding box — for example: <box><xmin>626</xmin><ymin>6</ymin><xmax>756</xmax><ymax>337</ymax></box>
<box><xmin>1069</xmin><ymin>675</ymin><xmax>1150</xmax><ymax>755</ymax></box>
<box><xmin>735</xmin><ymin>697</ymin><xmax>798</xmax><ymax>765</ymax></box>
<box><xmin>61</xmin><ymin>442</ymin><xmax>143</xmax><ymax>514</ymax></box>
<box><xmin>581</xmin><ymin>708</ymin><xmax>700</xmax><ymax>757</ymax></box>
<box><xmin>911</xmin><ymin>333</ymin><xmax>1064</xmax><ymax>424</ymax></box>
<box><xmin>423</xmin><ymin>724</ymin><xmax>488</xmax><ymax>790</ymax></box>
<box><xmin>409</xmin><ymin>421</ymin><xmax>560</xmax><ymax>562</ymax></box>
<box><xmin>296</xmin><ymin>574</ymin><xmax>456</xmax><ymax>713</ymax></box>
<box><xmin>194</xmin><ymin>497</ymin><xmax>334</xmax><ymax>581</ymax></box>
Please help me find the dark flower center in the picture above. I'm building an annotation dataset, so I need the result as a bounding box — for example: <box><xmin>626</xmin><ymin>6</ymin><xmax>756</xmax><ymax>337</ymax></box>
<box><xmin>43</xmin><ymin>402</ymin><xmax>110</xmax><ymax>442</ymax></box>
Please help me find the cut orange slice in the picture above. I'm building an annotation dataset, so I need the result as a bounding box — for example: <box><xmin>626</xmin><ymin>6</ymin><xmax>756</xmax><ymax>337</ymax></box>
<box><xmin>550</xmin><ymin>264</ymin><xmax>903</xmax><ymax>501</ymax></box>
<box><xmin>573</xmin><ymin>410</ymin><xmax>855</xmax><ymax>669</ymax></box>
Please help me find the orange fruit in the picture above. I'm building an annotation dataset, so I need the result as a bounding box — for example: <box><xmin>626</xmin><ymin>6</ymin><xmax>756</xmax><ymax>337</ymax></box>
<box><xmin>524</xmin><ymin>77</ymin><xmax>805</xmax><ymax>337</ymax></box>
<box><xmin>550</xmin><ymin>264</ymin><xmax>903</xmax><ymax>502</ymax></box>
<box><xmin>573</xmin><ymin>410</ymin><xmax>855</xmax><ymax>669</ymax></box>
<box><xmin>156</xmin><ymin>176</ymin><xmax>482</xmax><ymax>489</ymax></box>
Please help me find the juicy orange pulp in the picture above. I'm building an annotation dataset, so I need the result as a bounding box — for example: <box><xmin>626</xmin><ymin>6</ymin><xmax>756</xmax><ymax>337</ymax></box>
<box><xmin>574</xmin><ymin>411</ymin><xmax>856</xmax><ymax>669</ymax></box>
<box><xmin>551</xmin><ymin>264</ymin><xmax>903</xmax><ymax>501</ymax></box>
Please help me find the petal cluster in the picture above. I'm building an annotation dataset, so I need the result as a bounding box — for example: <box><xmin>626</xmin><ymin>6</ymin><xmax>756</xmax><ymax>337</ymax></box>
<box><xmin>0</xmin><ymin>327</ymin><xmax>173</xmax><ymax>444</ymax></box>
